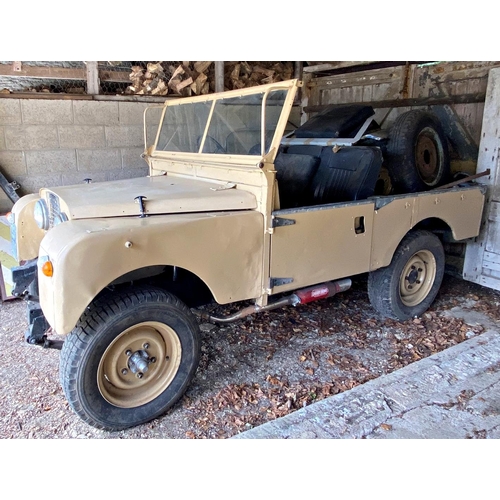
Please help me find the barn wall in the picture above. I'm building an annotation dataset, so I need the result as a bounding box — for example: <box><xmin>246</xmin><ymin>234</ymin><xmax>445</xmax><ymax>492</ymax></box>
<box><xmin>303</xmin><ymin>61</ymin><xmax>500</xmax><ymax>172</ymax></box>
<box><xmin>0</xmin><ymin>98</ymin><xmax>152</xmax><ymax>213</ymax></box>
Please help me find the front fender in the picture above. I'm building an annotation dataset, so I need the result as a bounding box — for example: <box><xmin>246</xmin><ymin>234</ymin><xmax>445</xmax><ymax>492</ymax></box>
<box><xmin>38</xmin><ymin>210</ymin><xmax>263</xmax><ymax>334</ymax></box>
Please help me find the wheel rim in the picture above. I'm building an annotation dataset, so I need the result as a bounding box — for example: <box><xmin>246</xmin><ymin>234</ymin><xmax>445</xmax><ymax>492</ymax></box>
<box><xmin>97</xmin><ymin>321</ymin><xmax>182</xmax><ymax>408</ymax></box>
<box><xmin>399</xmin><ymin>250</ymin><xmax>436</xmax><ymax>307</ymax></box>
<box><xmin>415</xmin><ymin>127</ymin><xmax>444</xmax><ymax>186</ymax></box>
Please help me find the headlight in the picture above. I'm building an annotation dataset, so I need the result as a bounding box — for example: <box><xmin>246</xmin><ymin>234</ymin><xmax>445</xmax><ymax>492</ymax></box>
<box><xmin>34</xmin><ymin>200</ymin><xmax>50</xmax><ymax>230</ymax></box>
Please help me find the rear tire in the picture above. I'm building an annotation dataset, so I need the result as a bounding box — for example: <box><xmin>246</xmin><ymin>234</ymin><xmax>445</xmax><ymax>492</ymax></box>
<box><xmin>368</xmin><ymin>230</ymin><xmax>445</xmax><ymax>321</ymax></box>
<box><xmin>386</xmin><ymin>110</ymin><xmax>450</xmax><ymax>193</ymax></box>
<box><xmin>59</xmin><ymin>286</ymin><xmax>200</xmax><ymax>431</ymax></box>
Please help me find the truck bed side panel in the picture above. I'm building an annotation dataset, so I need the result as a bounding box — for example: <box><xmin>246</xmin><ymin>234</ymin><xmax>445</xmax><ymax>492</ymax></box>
<box><xmin>371</xmin><ymin>186</ymin><xmax>485</xmax><ymax>270</ymax></box>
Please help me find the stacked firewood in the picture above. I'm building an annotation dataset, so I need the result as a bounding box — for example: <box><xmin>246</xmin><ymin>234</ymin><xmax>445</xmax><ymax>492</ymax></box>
<box><xmin>124</xmin><ymin>61</ymin><xmax>295</xmax><ymax>97</ymax></box>
<box><xmin>124</xmin><ymin>61</ymin><xmax>213</xmax><ymax>97</ymax></box>
<box><xmin>224</xmin><ymin>61</ymin><xmax>294</xmax><ymax>90</ymax></box>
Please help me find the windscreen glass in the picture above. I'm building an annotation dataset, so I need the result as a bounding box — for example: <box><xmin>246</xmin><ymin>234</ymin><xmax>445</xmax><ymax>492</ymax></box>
<box><xmin>155</xmin><ymin>88</ymin><xmax>288</xmax><ymax>156</ymax></box>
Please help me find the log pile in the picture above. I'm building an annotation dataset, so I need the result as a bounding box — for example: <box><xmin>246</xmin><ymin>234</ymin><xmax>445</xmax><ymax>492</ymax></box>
<box><xmin>124</xmin><ymin>61</ymin><xmax>214</xmax><ymax>97</ymax></box>
<box><xmin>124</xmin><ymin>61</ymin><xmax>295</xmax><ymax>97</ymax></box>
<box><xmin>224</xmin><ymin>61</ymin><xmax>294</xmax><ymax>90</ymax></box>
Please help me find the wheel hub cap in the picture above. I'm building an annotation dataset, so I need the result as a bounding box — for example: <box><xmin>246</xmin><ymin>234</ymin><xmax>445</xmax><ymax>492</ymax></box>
<box><xmin>400</xmin><ymin>250</ymin><xmax>436</xmax><ymax>307</ymax></box>
<box><xmin>97</xmin><ymin>322</ymin><xmax>182</xmax><ymax>408</ymax></box>
<box><xmin>128</xmin><ymin>349</ymin><xmax>151</xmax><ymax>374</ymax></box>
<box><xmin>415</xmin><ymin>127</ymin><xmax>444</xmax><ymax>186</ymax></box>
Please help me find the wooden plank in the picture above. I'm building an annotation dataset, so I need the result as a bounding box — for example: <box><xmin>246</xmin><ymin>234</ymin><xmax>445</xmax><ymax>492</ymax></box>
<box><xmin>482</xmin><ymin>256</ymin><xmax>500</xmax><ymax>273</ymax></box>
<box><xmin>481</xmin><ymin>267</ymin><xmax>500</xmax><ymax>280</ymax></box>
<box><xmin>484</xmin><ymin>251</ymin><xmax>500</xmax><ymax>263</ymax></box>
<box><xmin>479</xmin><ymin>275</ymin><xmax>500</xmax><ymax>289</ymax></box>
<box><xmin>0</xmin><ymin>63</ymin><xmax>86</xmax><ymax>80</ymax></box>
<box><xmin>463</xmin><ymin>68</ymin><xmax>500</xmax><ymax>290</ymax></box>
<box><xmin>0</xmin><ymin>63</ymin><xmax>132</xmax><ymax>83</ymax></box>
<box><xmin>0</xmin><ymin>92</ymin><xmax>93</xmax><ymax>100</ymax></box>
<box><xmin>303</xmin><ymin>61</ymin><xmax>379</xmax><ymax>74</ymax></box>
<box><xmin>304</xmin><ymin>92</ymin><xmax>486</xmax><ymax>113</ymax></box>
<box><xmin>310</xmin><ymin>66</ymin><xmax>403</xmax><ymax>89</ymax></box>
<box><xmin>488</xmin><ymin>201</ymin><xmax>500</xmax><ymax>222</ymax></box>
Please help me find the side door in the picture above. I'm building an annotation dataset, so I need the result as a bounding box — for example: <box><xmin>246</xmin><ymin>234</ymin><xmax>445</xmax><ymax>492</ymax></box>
<box><xmin>269</xmin><ymin>200</ymin><xmax>375</xmax><ymax>295</ymax></box>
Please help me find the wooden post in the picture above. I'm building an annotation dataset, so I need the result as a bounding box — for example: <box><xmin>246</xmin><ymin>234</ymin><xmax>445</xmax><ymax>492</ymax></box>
<box><xmin>300</xmin><ymin>72</ymin><xmax>312</xmax><ymax>125</ymax></box>
<box><xmin>85</xmin><ymin>61</ymin><xmax>100</xmax><ymax>95</ymax></box>
<box><xmin>294</xmin><ymin>61</ymin><xmax>303</xmax><ymax>80</ymax></box>
<box><xmin>463</xmin><ymin>67</ymin><xmax>500</xmax><ymax>290</ymax></box>
<box><xmin>215</xmin><ymin>61</ymin><xmax>224</xmax><ymax>93</ymax></box>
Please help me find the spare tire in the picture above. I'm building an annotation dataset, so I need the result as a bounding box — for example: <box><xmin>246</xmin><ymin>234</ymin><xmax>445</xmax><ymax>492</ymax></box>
<box><xmin>385</xmin><ymin>110</ymin><xmax>450</xmax><ymax>193</ymax></box>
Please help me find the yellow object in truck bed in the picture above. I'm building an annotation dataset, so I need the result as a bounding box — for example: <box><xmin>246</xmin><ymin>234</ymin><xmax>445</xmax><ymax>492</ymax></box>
<box><xmin>0</xmin><ymin>215</ymin><xmax>19</xmax><ymax>300</ymax></box>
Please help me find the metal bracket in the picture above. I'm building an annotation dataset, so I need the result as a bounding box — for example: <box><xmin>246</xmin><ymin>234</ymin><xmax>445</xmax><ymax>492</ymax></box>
<box><xmin>11</xmin><ymin>259</ymin><xmax>38</xmax><ymax>296</ymax></box>
<box><xmin>0</xmin><ymin>165</ymin><xmax>20</xmax><ymax>204</ymax></box>
<box><xmin>269</xmin><ymin>277</ymin><xmax>294</xmax><ymax>288</ymax></box>
<box><xmin>272</xmin><ymin>217</ymin><xmax>296</xmax><ymax>228</ymax></box>
<box><xmin>280</xmin><ymin>116</ymin><xmax>375</xmax><ymax>147</ymax></box>
<box><xmin>24</xmin><ymin>301</ymin><xmax>62</xmax><ymax>349</ymax></box>
<box><xmin>134</xmin><ymin>195</ymin><xmax>148</xmax><ymax>218</ymax></box>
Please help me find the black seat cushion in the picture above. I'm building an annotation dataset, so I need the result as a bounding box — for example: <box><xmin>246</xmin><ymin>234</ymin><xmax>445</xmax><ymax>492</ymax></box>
<box><xmin>294</xmin><ymin>105</ymin><xmax>375</xmax><ymax>139</ymax></box>
<box><xmin>307</xmin><ymin>146</ymin><xmax>383</xmax><ymax>205</ymax></box>
<box><xmin>274</xmin><ymin>153</ymin><xmax>320</xmax><ymax>209</ymax></box>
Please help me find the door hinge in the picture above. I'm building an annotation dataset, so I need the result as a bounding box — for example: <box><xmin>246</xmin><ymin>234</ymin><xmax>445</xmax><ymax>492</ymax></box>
<box><xmin>269</xmin><ymin>277</ymin><xmax>294</xmax><ymax>288</ymax></box>
<box><xmin>272</xmin><ymin>216</ymin><xmax>296</xmax><ymax>228</ymax></box>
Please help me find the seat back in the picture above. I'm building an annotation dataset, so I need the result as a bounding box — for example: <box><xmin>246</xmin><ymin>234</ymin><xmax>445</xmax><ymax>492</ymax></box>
<box><xmin>307</xmin><ymin>146</ymin><xmax>383</xmax><ymax>205</ymax></box>
<box><xmin>294</xmin><ymin>105</ymin><xmax>375</xmax><ymax>139</ymax></box>
<box><xmin>274</xmin><ymin>153</ymin><xmax>320</xmax><ymax>209</ymax></box>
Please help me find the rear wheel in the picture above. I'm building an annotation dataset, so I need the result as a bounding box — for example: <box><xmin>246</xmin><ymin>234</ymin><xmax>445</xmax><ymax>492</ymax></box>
<box><xmin>386</xmin><ymin>110</ymin><xmax>450</xmax><ymax>193</ymax></box>
<box><xmin>59</xmin><ymin>286</ymin><xmax>200</xmax><ymax>430</ymax></box>
<box><xmin>368</xmin><ymin>230</ymin><xmax>445</xmax><ymax>320</ymax></box>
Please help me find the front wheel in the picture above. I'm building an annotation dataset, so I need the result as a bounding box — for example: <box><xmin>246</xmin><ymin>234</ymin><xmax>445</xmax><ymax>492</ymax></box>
<box><xmin>368</xmin><ymin>230</ymin><xmax>445</xmax><ymax>321</ymax></box>
<box><xmin>59</xmin><ymin>286</ymin><xmax>200</xmax><ymax>431</ymax></box>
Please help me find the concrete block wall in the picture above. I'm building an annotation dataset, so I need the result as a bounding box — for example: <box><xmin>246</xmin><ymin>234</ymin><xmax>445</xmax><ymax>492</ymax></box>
<box><xmin>0</xmin><ymin>98</ymin><xmax>153</xmax><ymax>213</ymax></box>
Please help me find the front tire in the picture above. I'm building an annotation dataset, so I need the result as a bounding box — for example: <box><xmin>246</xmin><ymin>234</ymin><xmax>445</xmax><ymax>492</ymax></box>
<box><xmin>59</xmin><ymin>286</ymin><xmax>200</xmax><ymax>431</ymax></box>
<box><xmin>368</xmin><ymin>230</ymin><xmax>445</xmax><ymax>321</ymax></box>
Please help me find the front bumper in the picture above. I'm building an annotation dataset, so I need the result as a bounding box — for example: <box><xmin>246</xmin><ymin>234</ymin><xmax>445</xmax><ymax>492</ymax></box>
<box><xmin>11</xmin><ymin>259</ymin><xmax>56</xmax><ymax>348</ymax></box>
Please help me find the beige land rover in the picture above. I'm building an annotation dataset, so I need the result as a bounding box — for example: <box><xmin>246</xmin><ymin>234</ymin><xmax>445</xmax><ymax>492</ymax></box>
<box><xmin>9</xmin><ymin>79</ymin><xmax>486</xmax><ymax>430</ymax></box>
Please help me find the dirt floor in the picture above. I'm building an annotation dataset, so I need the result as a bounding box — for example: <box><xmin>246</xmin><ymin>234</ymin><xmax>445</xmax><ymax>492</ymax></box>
<box><xmin>1</xmin><ymin>274</ymin><xmax>499</xmax><ymax>439</ymax></box>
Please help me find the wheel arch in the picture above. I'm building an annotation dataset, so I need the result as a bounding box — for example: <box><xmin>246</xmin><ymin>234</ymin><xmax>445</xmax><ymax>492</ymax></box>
<box><xmin>105</xmin><ymin>264</ymin><xmax>215</xmax><ymax>307</ymax></box>
<box><xmin>371</xmin><ymin>216</ymin><xmax>453</xmax><ymax>272</ymax></box>
<box><xmin>38</xmin><ymin>212</ymin><xmax>264</xmax><ymax>335</ymax></box>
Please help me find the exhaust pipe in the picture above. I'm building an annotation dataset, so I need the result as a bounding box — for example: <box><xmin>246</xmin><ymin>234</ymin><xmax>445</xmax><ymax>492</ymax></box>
<box><xmin>195</xmin><ymin>278</ymin><xmax>351</xmax><ymax>324</ymax></box>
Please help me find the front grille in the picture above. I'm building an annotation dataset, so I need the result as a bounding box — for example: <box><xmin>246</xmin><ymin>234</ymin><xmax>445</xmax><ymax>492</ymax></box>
<box><xmin>47</xmin><ymin>193</ymin><xmax>60</xmax><ymax>228</ymax></box>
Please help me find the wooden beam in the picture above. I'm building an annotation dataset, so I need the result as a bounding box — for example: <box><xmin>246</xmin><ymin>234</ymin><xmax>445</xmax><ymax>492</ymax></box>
<box><xmin>215</xmin><ymin>61</ymin><xmax>224</xmax><ymax>92</ymax></box>
<box><xmin>0</xmin><ymin>64</ymin><xmax>131</xmax><ymax>83</ymax></box>
<box><xmin>0</xmin><ymin>92</ymin><xmax>93</xmax><ymax>100</ymax></box>
<box><xmin>0</xmin><ymin>63</ymin><xmax>86</xmax><ymax>80</ymax></box>
<box><xmin>303</xmin><ymin>61</ymin><xmax>378</xmax><ymax>74</ymax></box>
<box><xmin>303</xmin><ymin>93</ymin><xmax>486</xmax><ymax>113</ymax></box>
